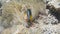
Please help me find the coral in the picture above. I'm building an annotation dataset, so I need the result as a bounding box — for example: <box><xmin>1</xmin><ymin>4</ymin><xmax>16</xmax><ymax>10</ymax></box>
<box><xmin>0</xmin><ymin>0</ymin><xmax>60</xmax><ymax>34</ymax></box>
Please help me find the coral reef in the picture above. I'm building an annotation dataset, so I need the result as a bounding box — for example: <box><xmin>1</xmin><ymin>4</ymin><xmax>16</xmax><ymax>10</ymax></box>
<box><xmin>0</xmin><ymin>0</ymin><xmax>60</xmax><ymax>34</ymax></box>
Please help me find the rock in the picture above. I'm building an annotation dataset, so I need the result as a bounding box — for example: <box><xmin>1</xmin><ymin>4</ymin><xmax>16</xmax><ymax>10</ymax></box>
<box><xmin>1</xmin><ymin>0</ymin><xmax>46</xmax><ymax>28</ymax></box>
<box><xmin>46</xmin><ymin>0</ymin><xmax>60</xmax><ymax>21</ymax></box>
<box><xmin>0</xmin><ymin>0</ymin><xmax>60</xmax><ymax>34</ymax></box>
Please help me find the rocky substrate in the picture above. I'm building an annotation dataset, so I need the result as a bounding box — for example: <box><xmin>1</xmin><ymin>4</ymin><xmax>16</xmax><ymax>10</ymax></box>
<box><xmin>0</xmin><ymin>0</ymin><xmax>60</xmax><ymax>34</ymax></box>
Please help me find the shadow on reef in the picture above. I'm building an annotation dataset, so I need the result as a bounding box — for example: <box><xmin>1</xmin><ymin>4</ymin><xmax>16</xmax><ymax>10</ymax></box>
<box><xmin>0</xmin><ymin>2</ymin><xmax>2</xmax><ymax>16</ymax></box>
<box><xmin>46</xmin><ymin>4</ymin><xmax>60</xmax><ymax>23</ymax></box>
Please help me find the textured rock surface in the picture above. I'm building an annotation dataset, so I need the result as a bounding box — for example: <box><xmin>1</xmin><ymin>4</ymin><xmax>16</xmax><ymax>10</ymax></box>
<box><xmin>0</xmin><ymin>0</ymin><xmax>60</xmax><ymax>34</ymax></box>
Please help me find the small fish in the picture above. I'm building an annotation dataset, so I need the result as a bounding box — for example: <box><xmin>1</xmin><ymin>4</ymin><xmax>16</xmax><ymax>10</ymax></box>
<box><xmin>24</xmin><ymin>9</ymin><xmax>33</xmax><ymax>28</ymax></box>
